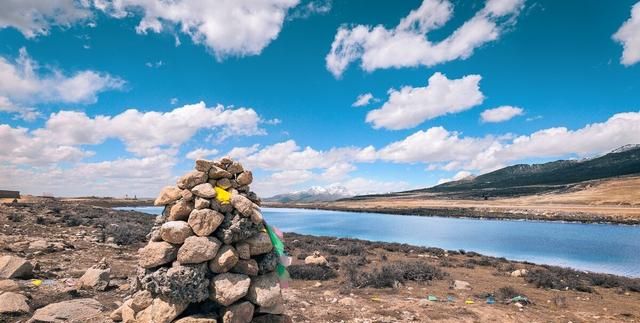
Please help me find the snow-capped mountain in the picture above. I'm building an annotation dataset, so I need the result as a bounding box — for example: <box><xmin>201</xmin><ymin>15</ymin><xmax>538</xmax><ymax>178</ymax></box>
<box><xmin>265</xmin><ymin>185</ymin><xmax>354</xmax><ymax>202</ymax></box>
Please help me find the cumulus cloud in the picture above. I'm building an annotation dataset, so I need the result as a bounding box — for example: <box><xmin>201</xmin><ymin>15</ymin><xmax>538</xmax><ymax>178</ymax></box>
<box><xmin>366</xmin><ymin>73</ymin><xmax>484</xmax><ymax>130</ymax></box>
<box><xmin>0</xmin><ymin>48</ymin><xmax>124</xmax><ymax>120</ymax></box>
<box><xmin>352</xmin><ymin>92</ymin><xmax>376</xmax><ymax>107</ymax></box>
<box><xmin>96</xmin><ymin>0</ymin><xmax>300</xmax><ymax>59</ymax></box>
<box><xmin>480</xmin><ymin>105</ymin><xmax>524</xmax><ymax>123</ymax></box>
<box><xmin>613</xmin><ymin>1</ymin><xmax>640</xmax><ymax>66</ymax></box>
<box><xmin>0</xmin><ymin>0</ymin><xmax>92</xmax><ymax>38</ymax></box>
<box><xmin>185</xmin><ymin>148</ymin><xmax>220</xmax><ymax>161</ymax></box>
<box><xmin>288</xmin><ymin>0</ymin><xmax>332</xmax><ymax>20</ymax></box>
<box><xmin>437</xmin><ymin>170</ymin><xmax>473</xmax><ymax>184</ymax></box>
<box><xmin>326</xmin><ymin>0</ymin><xmax>524</xmax><ymax>77</ymax></box>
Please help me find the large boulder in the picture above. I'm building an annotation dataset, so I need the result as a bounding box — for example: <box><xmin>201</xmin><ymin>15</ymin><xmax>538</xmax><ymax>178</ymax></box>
<box><xmin>29</xmin><ymin>298</ymin><xmax>104</xmax><ymax>322</ymax></box>
<box><xmin>304</xmin><ymin>252</ymin><xmax>328</xmax><ymax>266</ymax></box>
<box><xmin>178</xmin><ymin>236</ymin><xmax>222</xmax><ymax>264</ymax></box>
<box><xmin>160</xmin><ymin>221</ymin><xmax>194</xmax><ymax>244</ymax></box>
<box><xmin>0</xmin><ymin>255</ymin><xmax>33</xmax><ymax>279</ymax></box>
<box><xmin>135</xmin><ymin>297</ymin><xmax>188</xmax><ymax>323</ymax></box>
<box><xmin>138</xmin><ymin>242</ymin><xmax>178</xmax><ymax>269</ymax></box>
<box><xmin>155</xmin><ymin>186</ymin><xmax>182</xmax><ymax>206</ymax></box>
<box><xmin>236</xmin><ymin>171</ymin><xmax>253</xmax><ymax>186</ymax></box>
<box><xmin>195</xmin><ymin>159</ymin><xmax>213</xmax><ymax>173</ymax></box>
<box><xmin>246</xmin><ymin>273</ymin><xmax>282</xmax><ymax>308</ymax></box>
<box><xmin>222</xmin><ymin>301</ymin><xmax>254</xmax><ymax>323</ymax></box>
<box><xmin>191</xmin><ymin>183</ymin><xmax>217</xmax><ymax>199</ymax></box>
<box><xmin>169</xmin><ymin>199</ymin><xmax>194</xmax><ymax>221</ymax></box>
<box><xmin>78</xmin><ymin>258</ymin><xmax>110</xmax><ymax>291</ymax></box>
<box><xmin>245</xmin><ymin>233</ymin><xmax>273</xmax><ymax>256</ymax></box>
<box><xmin>188</xmin><ymin>209</ymin><xmax>224</xmax><ymax>237</ymax></box>
<box><xmin>177</xmin><ymin>170</ymin><xmax>208</xmax><ymax>189</ymax></box>
<box><xmin>209</xmin><ymin>166</ymin><xmax>232</xmax><ymax>180</ymax></box>
<box><xmin>0</xmin><ymin>292</ymin><xmax>30</xmax><ymax>314</ymax></box>
<box><xmin>215</xmin><ymin>214</ymin><xmax>261</xmax><ymax>245</ymax></box>
<box><xmin>208</xmin><ymin>245</ymin><xmax>239</xmax><ymax>274</ymax></box>
<box><xmin>135</xmin><ymin>263</ymin><xmax>210</xmax><ymax>304</ymax></box>
<box><xmin>210</xmin><ymin>273</ymin><xmax>251</xmax><ymax>306</ymax></box>
<box><xmin>226</xmin><ymin>162</ymin><xmax>244</xmax><ymax>174</ymax></box>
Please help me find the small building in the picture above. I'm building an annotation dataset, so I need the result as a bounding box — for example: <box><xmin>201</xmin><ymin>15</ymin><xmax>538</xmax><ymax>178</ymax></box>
<box><xmin>0</xmin><ymin>190</ymin><xmax>20</xmax><ymax>199</ymax></box>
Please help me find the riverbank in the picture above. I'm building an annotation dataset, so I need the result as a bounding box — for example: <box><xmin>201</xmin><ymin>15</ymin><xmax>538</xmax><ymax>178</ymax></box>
<box><xmin>1</xmin><ymin>199</ymin><xmax>639</xmax><ymax>322</ymax></box>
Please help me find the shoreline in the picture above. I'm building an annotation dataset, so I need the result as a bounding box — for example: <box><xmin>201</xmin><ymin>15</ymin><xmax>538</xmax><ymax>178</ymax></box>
<box><xmin>263</xmin><ymin>202</ymin><xmax>640</xmax><ymax>225</ymax></box>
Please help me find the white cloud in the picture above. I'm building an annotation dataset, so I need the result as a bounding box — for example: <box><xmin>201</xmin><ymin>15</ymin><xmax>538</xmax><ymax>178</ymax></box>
<box><xmin>0</xmin><ymin>48</ymin><xmax>124</xmax><ymax>120</ymax></box>
<box><xmin>170</xmin><ymin>97</ymin><xmax>179</xmax><ymax>105</ymax></box>
<box><xmin>480</xmin><ymin>105</ymin><xmax>524</xmax><ymax>123</ymax></box>
<box><xmin>437</xmin><ymin>170</ymin><xmax>473</xmax><ymax>184</ymax></box>
<box><xmin>339</xmin><ymin>177</ymin><xmax>411</xmax><ymax>195</ymax></box>
<box><xmin>145</xmin><ymin>60</ymin><xmax>164</xmax><ymax>68</ymax></box>
<box><xmin>288</xmin><ymin>0</ymin><xmax>332</xmax><ymax>20</ymax></box>
<box><xmin>0</xmin><ymin>0</ymin><xmax>92</xmax><ymax>38</ymax></box>
<box><xmin>98</xmin><ymin>0</ymin><xmax>300</xmax><ymax>59</ymax></box>
<box><xmin>613</xmin><ymin>1</ymin><xmax>640</xmax><ymax>66</ymax></box>
<box><xmin>186</xmin><ymin>148</ymin><xmax>220</xmax><ymax>160</ymax></box>
<box><xmin>326</xmin><ymin>0</ymin><xmax>524</xmax><ymax>77</ymax></box>
<box><xmin>366</xmin><ymin>73</ymin><xmax>484</xmax><ymax>130</ymax></box>
<box><xmin>352</xmin><ymin>92</ymin><xmax>376</xmax><ymax>107</ymax></box>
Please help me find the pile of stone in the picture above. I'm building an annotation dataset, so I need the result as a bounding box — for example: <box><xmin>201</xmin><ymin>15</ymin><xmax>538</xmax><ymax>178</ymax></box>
<box><xmin>112</xmin><ymin>158</ymin><xmax>288</xmax><ymax>323</ymax></box>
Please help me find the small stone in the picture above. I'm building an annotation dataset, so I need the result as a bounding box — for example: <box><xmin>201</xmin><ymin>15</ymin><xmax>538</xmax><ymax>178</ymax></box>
<box><xmin>210</xmin><ymin>273</ymin><xmax>251</xmax><ymax>306</ymax></box>
<box><xmin>130</xmin><ymin>290</ymin><xmax>153</xmax><ymax>312</ymax></box>
<box><xmin>30</xmin><ymin>298</ymin><xmax>104</xmax><ymax>322</ymax></box>
<box><xmin>222</xmin><ymin>301</ymin><xmax>254</xmax><ymax>323</ymax></box>
<box><xmin>195</xmin><ymin>159</ymin><xmax>213</xmax><ymax>173</ymax></box>
<box><xmin>235</xmin><ymin>242</ymin><xmax>251</xmax><ymax>260</ymax></box>
<box><xmin>226</xmin><ymin>161</ymin><xmax>244</xmax><ymax>174</ymax></box>
<box><xmin>247</xmin><ymin>272</ymin><xmax>282</xmax><ymax>308</ymax></box>
<box><xmin>175</xmin><ymin>315</ymin><xmax>218</xmax><ymax>323</ymax></box>
<box><xmin>453</xmin><ymin>280</ymin><xmax>471</xmax><ymax>290</ymax></box>
<box><xmin>178</xmin><ymin>236</ymin><xmax>222</xmax><ymax>264</ymax></box>
<box><xmin>138</xmin><ymin>241</ymin><xmax>178</xmax><ymax>268</ymax></box>
<box><xmin>121</xmin><ymin>301</ymin><xmax>136</xmax><ymax>323</ymax></box>
<box><xmin>194</xmin><ymin>197</ymin><xmax>211</xmax><ymax>210</ymax></box>
<box><xmin>155</xmin><ymin>186</ymin><xmax>182</xmax><ymax>206</ymax></box>
<box><xmin>0</xmin><ymin>279</ymin><xmax>20</xmax><ymax>292</ymax></box>
<box><xmin>236</xmin><ymin>171</ymin><xmax>253</xmax><ymax>186</ymax></box>
<box><xmin>192</xmin><ymin>183</ymin><xmax>217</xmax><ymax>199</ymax></box>
<box><xmin>511</xmin><ymin>269</ymin><xmax>528</xmax><ymax>277</ymax></box>
<box><xmin>217</xmin><ymin>178</ymin><xmax>232</xmax><ymax>190</ymax></box>
<box><xmin>245</xmin><ymin>232</ymin><xmax>273</xmax><ymax>256</ymax></box>
<box><xmin>181</xmin><ymin>189</ymin><xmax>194</xmax><ymax>202</ymax></box>
<box><xmin>257</xmin><ymin>298</ymin><xmax>285</xmax><ymax>315</ymax></box>
<box><xmin>208</xmin><ymin>245</ymin><xmax>239</xmax><ymax>273</ymax></box>
<box><xmin>177</xmin><ymin>170</ymin><xmax>208</xmax><ymax>189</ymax></box>
<box><xmin>231</xmin><ymin>259</ymin><xmax>259</xmax><ymax>276</ymax></box>
<box><xmin>0</xmin><ymin>255</ymin><xmax>33</xmax><ymax>279</ymax></box>
<box><xmin>338</xmin><ymin>297</ymin><xmax>356</xmax><ymax>306</ymax></box>
<box><xmin>251</xmin><ymin>314</ymin><xmax>292</xmax><ymax>323</ymax></box>
<box><xmin>0</xmin><ymin>292</ymin><xmax>29</xmax><ymax>314</ymax></box>
<box><xmin>188</xmin><ymin>209</ymin><xmax>224</xmax><ymax>236</ymax></box>
<box><xmin>168</xmin><ymin>199</ymin><xmax>194</xmax><ymax>221</ymax></box>
<box><xmin>78</xmin><ymin>258</ymin><xmax>110</xmax><ymax>291</ymax></box>
<box><xmin>209</xmin><ymin>166</ymin><xmax>232</xmax><ymax>180</ymax></box>
<box><xmin>160</xmin><ymin>221</ymin><xmax>194</xmax><ymax>244</ymax></box>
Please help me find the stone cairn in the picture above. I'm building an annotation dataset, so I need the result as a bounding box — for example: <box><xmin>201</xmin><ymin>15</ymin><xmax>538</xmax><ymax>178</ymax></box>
<box><xmin>112</xmin><ymin>157</ymin><xmax>290</xmax><ymax>323</ymax></box>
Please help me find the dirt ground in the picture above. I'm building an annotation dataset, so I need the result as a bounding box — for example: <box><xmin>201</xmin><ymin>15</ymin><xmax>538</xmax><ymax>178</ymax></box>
<box><xmin>1</xmin><ymin>199</ymin><xmax>639</xmax><ymax>322</ymax></box>
<box><xmin>267</xmin><ymin>176</ymin><xmax>640</xmax><ymax>224</ymax></box>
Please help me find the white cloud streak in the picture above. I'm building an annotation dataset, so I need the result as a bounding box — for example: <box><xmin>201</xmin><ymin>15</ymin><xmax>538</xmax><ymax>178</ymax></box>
<box><xmin>480</xmin><ymin>105</ymin><xmax>524</xmax><ymax>123</ymax></box>
<box><xmin>613</xmin><ymin>1</ymin><xmax>640</xmax><ymax>66</ymax></box>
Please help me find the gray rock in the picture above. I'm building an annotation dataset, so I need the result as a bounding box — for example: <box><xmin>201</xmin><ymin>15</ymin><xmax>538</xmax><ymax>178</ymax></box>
<box><xmin>236</xmin><ymin>171</ymin><xmax>253</xmax><ymax>186</ymax></box>
<box><xmin>155</xmin><ymin>186</ymin><xmax>182</xmax><ymax>206</ymax></box>
<box><xmin>209</xmin><ymin>166</ymin><xmax>232</xmax><ymax>180</ymax></box>
<box><xmin>130</xmin><ymin>290</ymin><xmax>153</xmax><ymax>313</ymax></box>
<box><xmin>195</xmin><ymin>159</ymin><xmax>213</xmax><ymax>173</ymax></box>
<box><xmin>256</xmin><ymin>252</ymin><xmax>278</xmax><ymax>275</ymax></box>
<box><xmin>231</xmin><ymin>259</ymin><xmax>259</xmax><ymax>276</ymax></box>
<box><xmin>208</xmin><ymin>245</ymin><xmax>239</xmax><ymax>274</ymax></box>
<box><xmin>235</xmin><ymin>242</ymin><xmax>251</xmax><ymax>260</ymax></box>
<box><xmin>222</xmin><ymin>301</ymin><xmax>254</xmax><ymax>323</ymax></box>
<box><xmin>138</xmin><ymin>241</ymin><xmax>178</xmax><ymax>269</ymax></box>
<box><xmin>0</xmin><ymin>292</ymin><xmax>29</xmax><ymax>314</ymax></box>
<box><xmin>78</xmin><ymin>258</ymin><xmax>110</xmax><ymax>291</ymax></box>
<box><xmin>29</xmin><ymin>298</ymin><xmax>104</xmax><ymax>322</ymax></box>
<box><xmin>217</xmin><ymin>178</ymin><xmax>232</xmax><ymax>190</ymax></box>
<box><xmin>175</xmin><ymin>314</ymin><xmax>218</xmax><ymax>323</ymax></box>
<box><xmin>191</xmin><ymin>183</ymin><xmax>217</xmax><ymax>199</ymax></box>
<box><xmin>226</xmin><ymin>161</ymin><xmax>244</xmax><ymax>174</ymax></box>
<box><xmin>168</xmin><ymin>199</ymin><xmax>194</xmax><ymax>221</ymax></box>
<box><xmin>215</xmin><ymin>213</ymin><xmax>262</xmax><ymax>245</ymax></box>
<box><xmin>160</xmin><ymin>221</ymin><xmax>194</xmax><ymax>244</ymax></box>
<box><xmin>194</xmin><ymin>197</ymin><xmax>211</xmax><ymax>210</ymax></box>
<box><xmin>453</xmin><ymin>280</ymin><xmax>471</xmax><ymax>290</ymax></box>
<box><xmin>245</xmin><ymin>232</ymin><xmax>273</xmax><ymax>256</ymax></box>
<box><xmin>246</xmin><ymin>272</ymin><xmax>282</xmax><ymax>308</ymax></box>
<box><xmin>0</xmin><ymin>255</ymin><xmax>33</xmax><ymax>279</ymax></box>
<box><xmin>135</xmin><ymin>263</ymin><xmax>210</xmax><ymax>303</ymax></box>
<box><xmin>210</xmin><ymin>273</ymin><xmax>251</xmax><ymax>306</ymax></box>
<box><xmin>177</xmin><ymin>170</ymin><xmax>208</xmax><ymax>189</ymax></box>
<box><xmin>188</xmin><ymin>209</ymin><xmax>224</xmax><ymax>237</ymax></box>
<box><xmin>178</xmin><ymin>236</ymin><xmax>222</xmax><ymax>264</ymax></box>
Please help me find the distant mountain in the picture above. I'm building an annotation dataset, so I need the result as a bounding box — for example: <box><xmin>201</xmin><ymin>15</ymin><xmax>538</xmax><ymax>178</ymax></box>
<box><xmin>265</xmin><ymin>185</ymin><xmax>354</xmax><ymax>202</ymax></box>
<box><xmin>398</xmin><ymin>144</ymin><xmax>640</xmax><ymax>198</ymax></box>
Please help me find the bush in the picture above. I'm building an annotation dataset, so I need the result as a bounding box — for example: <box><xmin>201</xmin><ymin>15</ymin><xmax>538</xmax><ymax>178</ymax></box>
<box><xmin>344</xmin><ymin>260</ymin><xmax>445</xmax><ymax>289</ymax></box>
<box><xmin>7</xmin><ymin>213</ymin><xmax>23</xmax><ymax>222</ymax></box>
<box><xmin>525</xmin><ymin>268</ymin><xmax>593</xmax><ymax>293</ymax></box>
<box><xmin>495</xmin><ymin>286</ymin><xmax>523</xmax><ymax>301</ymax></box>
<box><xmin>105</xmin><ymin>224</ymin><xmax>147</xmax><ymax>245</ymax></box>
<box><xmin>296</xmin><ymin>253</ymin><xmax>308</xmax><ymax>260</ymax></box>
<box><xmin>289</xmin><ymin>264</ymin><xmax>337</xmax><ymax>280</ymax></box>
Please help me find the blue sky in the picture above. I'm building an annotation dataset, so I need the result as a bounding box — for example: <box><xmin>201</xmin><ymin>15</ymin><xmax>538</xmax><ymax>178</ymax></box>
<box><xmin>1</xmin><ymin>0</ymin><xmax>640</xmax><ymax>197</ymax></box>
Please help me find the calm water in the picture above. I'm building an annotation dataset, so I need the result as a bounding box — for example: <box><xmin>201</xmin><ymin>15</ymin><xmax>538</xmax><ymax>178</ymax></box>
<box><xmin>117</xmin><ymin>206</ymin><xmax>640</xmax><ymax>277</ymax></box>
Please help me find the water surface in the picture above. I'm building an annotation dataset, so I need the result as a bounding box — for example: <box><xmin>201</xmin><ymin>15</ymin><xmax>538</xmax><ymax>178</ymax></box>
<box><xmin>116</xmin><ymin>206</ymin><xmax>640</xmax><ymax>277</ymax></box>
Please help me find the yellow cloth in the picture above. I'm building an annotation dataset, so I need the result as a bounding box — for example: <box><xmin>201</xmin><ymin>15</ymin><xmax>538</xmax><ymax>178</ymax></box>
<box><xmin>215</xmin><ymin>186</ymin><xmax>231</xmax><ymax>204</ymax></box>
<box><xmin>465</xmin><ymin>299</ymin><xmax>475</xmax><ymax>304</ymax></box>
<box><xmin>32</xmin><ymin>279</ymin><xmax>42</xmax><ymax>287</ymax></box>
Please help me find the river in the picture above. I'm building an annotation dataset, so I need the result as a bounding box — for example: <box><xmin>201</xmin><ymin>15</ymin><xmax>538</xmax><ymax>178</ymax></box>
<box><xmin>116</xmin><ymin>206</ymin><xmax>640</xmax><ymax>277</ymax></box>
